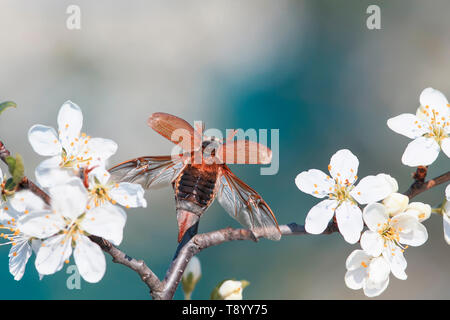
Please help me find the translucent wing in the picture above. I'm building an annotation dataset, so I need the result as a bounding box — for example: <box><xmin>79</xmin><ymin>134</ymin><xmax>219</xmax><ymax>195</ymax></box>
<box><xmin>148</xmin><ymin>112</ymin><xmax>202</xmax><ymax>152</ymax></box>
<box><xmin>216</xmin><ymin>166</ymin><xmax>281</xmax><ymax>240</ymax></box>
<box><xmin>109</xmin><ymin>156</ymin><xmax>186</xmax><ymax>189</ymax></box>
<box><xmin>216</xmin><ymin>140</ymin><xmax>272</xmax><ymax>164</ymax></box>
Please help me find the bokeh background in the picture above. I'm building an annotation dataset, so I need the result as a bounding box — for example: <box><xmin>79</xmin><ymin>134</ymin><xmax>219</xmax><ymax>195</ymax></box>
<box><xmin>0</xmin><ymin>0</ymin><xmax>449</xmax><ymax>299</ymax></box>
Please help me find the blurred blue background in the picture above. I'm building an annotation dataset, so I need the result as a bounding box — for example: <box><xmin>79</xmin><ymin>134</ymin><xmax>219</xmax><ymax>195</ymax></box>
<box><xmin>0</xmin><ymin>0</ymin><xmax>449</xmax><ymax>299</ymax></box>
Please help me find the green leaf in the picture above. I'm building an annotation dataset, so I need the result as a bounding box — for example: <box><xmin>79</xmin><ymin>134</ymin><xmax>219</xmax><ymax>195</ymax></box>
<box><xmin>5</xmin><ymin>156</ymin><xmax>16</xmax><ymax>174</ymax></box>
<box><xmin>0</xmin><ymin>101</ymin><xmax>16</xmax><ymax>115</ymax></box>
<box><xmin>12</xmin><ymin>154</ymin><xmax>24</xmax><ymax>184</ymax></box>
<box><xmin>4</xmin><ymin>177</ymin><xmax>16</xmax><ymax>191</ymax></box>
<box><xmin>5</xmin><ymin>154</ymin><xmax>25</xmax><ymax>187</ymax></box>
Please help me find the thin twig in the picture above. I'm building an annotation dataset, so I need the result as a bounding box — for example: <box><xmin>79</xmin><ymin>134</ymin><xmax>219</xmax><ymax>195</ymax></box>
<box><xmin>89</xmin><ymin>235</ymin><xmax>162</xmax><ymax>296</ymax></box>
<box><xmin>405</xmin><ymin>167</ymin><xmax>450</xmax><ymax>199</ymax></box>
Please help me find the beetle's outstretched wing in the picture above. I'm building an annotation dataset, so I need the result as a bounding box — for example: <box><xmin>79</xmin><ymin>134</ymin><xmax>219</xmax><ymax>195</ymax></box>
<box><xmin>148</xmin><ymin>112</ymin><xmax>202</xmax><ymax>153</ymax></box>
<box><xmin>216</xmin><ymin>166</ymin><xmax>281</xmax><ymax>240</ymax></box>
<box><xmin>216</xmin><ymin>140</ymin><xmax>272</xmax><ymax>164</ymax></box>
<box><xmin>109</xmin><ymin>156</ymin><xmax>185</xmax><ymax>189</ymax></box>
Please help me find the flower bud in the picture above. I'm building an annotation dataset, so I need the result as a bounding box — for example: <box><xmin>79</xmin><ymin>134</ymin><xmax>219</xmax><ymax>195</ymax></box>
<box><xmin>181</xmin><ymin>256</ymin><xmax>201</xmax><ymax>299</ymax></box>
<box><xmin>405</xmin><ymin>202</ymin><xmax>431</xmax><ymax>222</ymax></box>
<box><xmin>211</xmin><ymin>279</ymin><xmax>250</xmax><ymax>300</ymax></box>
<box><xmin>382</xmin><ymin>192</ymin><xmax>409</xmax><ymax>216</ymax></box>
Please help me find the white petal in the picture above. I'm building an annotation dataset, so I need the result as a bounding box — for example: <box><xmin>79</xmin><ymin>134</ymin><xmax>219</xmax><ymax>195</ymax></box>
<box><xmin>441</xmin><ymin>137</ymin><xmax>450</xmax><ymax>158</ymax></box>
<box><xmin>0</xmin><ymin>205</ymin><xmax>20</xmax><ymax>222</ymax></box>
<box><xmin>18</xmin><ymin>211</ymin><xmax>65</xmax><ymax>238</ymax></box>
<box><xmin>383</xmin><ymin>247</ymin><xmax>407</xmax><ymax>280</ymax></box>
<box><xmin>382</xmin><ymin>193</ymin><xmax>409</xmax><ymax>216</ymax></box>
<box><xmin>10</xmin><ymin>190</ymin><xmax>47</xmax><ymax>213</ymax></box>
<box><xmin>401</xmin><ymin>137</ymin><xmax>440</xmax><ymax>167</ymax></box>
<box><xmin>378</xmin><ymin>174</ymin><xmax>399</xmax><ymax>193</ymax></box>
<box><xmin>110</xmin><ymin>183</ymin><xmax>147</xmax><ymax>208</ymax></box>
<box><xmin>218</xmin><ymin>280</ymin><xmax>243</xmax><ymax>300</ymax></box>
<box><xmin>344</xmin><ymin>268</ymin><xmax>366</xmax><ymax>290</ymax></box>
<box><xmin>49</xmin><ymin>177</ymin><xmax>88</xmax><ymax>220</ymax></box>
<box><xmin>387</xmin><ymin>114</ymin><xmax>428</xmax><ymax>139</ymax></box>
<box><xmin>295</xmin><ymin>169</ymin><xmax>334</xmax><ymax>199</ymax></box>
<box><xmin>419</xmin><ymin>87</ymin><xmax>449</xmax><ymax>117</ymax></box>
<box><xmin>57</xmin><ymin>101</ymin><xmax>83</xmax><ymax>146</ymax></box>
<box><xmin>363</xmin><ymin>203</ymin><xmax>389</xmax><ymax>231</ymax></box>
<box><xmin>35</xmin><ymin>156</ymin><xmax>74</xmax><ymax>188</ymax></box>
<box><xmin>74</xmin><ymin>234</ymin><xmax>106</xmax><ymax>283</ymax></box>
<box><xmin>30</xmin><ymin>239</ymin><xmax>42</xmax><ymax>254</ymax></box>
<box><xmin>446</xmin><ymin>185</ymin><xmax>450</xmax><ymax>201</ymax></box>
<box><xmin>0</xmin><ymin>167</ymin><xmax>2</xmax><ymax>184</ymax></box>
<box><xmin>328</xmin><ymin>149</ymin><xmax>359</xmax><ymax>185</ymax></box>
<box><xmin>304</xmin><ymin>199</ymin><xmax>337</xmax><ymax>235</ymax></box>
<box><xmin>363</xmin><ymin>277</ymin><xmax>389</xmax><ymax>298</ymax></box>
<box><xmin>28</xmin><ymin>125</ymin><xmax>62</xmax><ymax>156</ymax></box>
<box><xmin>443</xmin><ymin>211</ymin><xmax>450</xmax><ymax>245</ymax></box>
<box><xmin>89</xmin><ymin>166</ymin><xmax>111</xmax><ymax>186</ymax></box>
<box><xmin>35</xmin><ymin>234</ymin><xmax>73</xmax><ymax>276</ymax></box>
<box><xmin>86</xmin><ymin>138</ymin><xmax>118</xmax><ymax>165</ymax></box>
<box><xmin>345</xmin><ymin>249</ymin><xmax>371</xmax><ymax>271</ymax></box>
<box><xmin>30</xmin><ymin>239</ymin><xmax>45</xmax><ymax>280</ymax></box>
<box><xmin>393</xmin><ymin>214</ymin><xmax>428</xmax><ymax>246</ymax></box>
<box><xmin>360</xmin><ymin>230</ymin><xmax>384</xmax><ymax>257</ymax></box>
<box><xmin>351</xmin><ymin>175</ymin><xmax>393</xmax><ymax>204</ymax></box>
<box><xmin>404</xmin><ymin>202</ymin><xmax>431</xmax><ymax>222</ymax></box>
<box><xmin>9</xmin><ymin>240</ymin><xmax>32</xmax><ymax>281</ymax></box>
<box><xmin>367</xmin><ymin>256</ymin><xmax>390</xmax><ymax>284</ymax></box>
<box><xmin>81</xmin><ymin>204</ymin><xmax>126</xmax><ymax>245</ymax></box>
<box><xmin>335</xmin><ymin>201</ymin><xmax>363</xmax><ymax>244</ymax></box>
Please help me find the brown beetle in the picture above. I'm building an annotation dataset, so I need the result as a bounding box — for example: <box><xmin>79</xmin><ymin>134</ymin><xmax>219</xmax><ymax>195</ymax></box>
<box><xmin>109</xmin><ymin>113</ymin><xmax>281</xmax><ymax>242</ymax></box>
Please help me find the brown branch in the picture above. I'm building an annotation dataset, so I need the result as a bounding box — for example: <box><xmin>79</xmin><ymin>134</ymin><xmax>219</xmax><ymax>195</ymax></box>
<box><xmin>405</xmin><ymin>166</ymin><xmax>450</xmax><ymax>199</ymax></box>
<box><xmin>2</xmin><ymin>140</ymin><xmax>449</xmax><ymax>300</ymax></box>
<box><xmin>89</xmin><ymin>236</ymin><xmax>162</xmax><ymax>296</ymax></box>
<box><xmin>155</xmin><ymin>221</ymin><xmax>339</xmax><ymax>300</ymax></box>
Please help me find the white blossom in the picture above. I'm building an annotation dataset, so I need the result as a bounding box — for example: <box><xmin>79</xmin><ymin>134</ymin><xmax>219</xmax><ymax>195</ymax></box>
<box><xmin>28</xmin><ymin>101</ymin><xmax>118</xmax><ymax>188</ymax></box>
<box><xmin>345</xmin><ymin>249</ymin><xmax>390</xmax><ymax>297</ymax></box>
<box><xmin>86</xmin><ymin>167</ymin><xmax>146</xmax><ymax>209</ymax></box>
<box><xmin>17</xmin><ymin>177</ymin><xmax>126</xmax><ymax>283</ymax></box>
<box><xmin>295</xmin><ymin>149</ymin><xmax>396</xmax><ymax>244</ymax></box>
<box><xmin>387</xmin><ymin>87</ymin><xmax>450</xmax><ymax>167</ymax></box>
<box><xmin>0</xmin><ymin>190</ymin><xmax>47</xmax><ymax>281</ymax></box>
<box><xmin>361</xmin><ymin>202</ymin><xmax>428</xmax><ymax>280</ymax></box>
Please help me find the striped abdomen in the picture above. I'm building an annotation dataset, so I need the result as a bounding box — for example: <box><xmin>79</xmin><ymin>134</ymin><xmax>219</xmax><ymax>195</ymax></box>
<box><xmin>174</xmin><ymin>164</ymin><xmax>218</xmax><ymax>215</ymax></box>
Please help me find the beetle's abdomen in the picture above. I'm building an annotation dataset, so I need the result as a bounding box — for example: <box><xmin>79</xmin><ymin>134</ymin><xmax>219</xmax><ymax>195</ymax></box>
<box><xmin>175</xmin><ymin>165</ymin><xmax>218</xmax><ymax>208</ymax></box>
